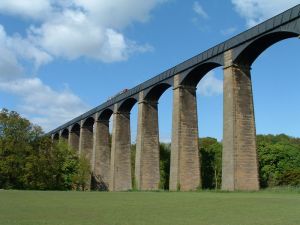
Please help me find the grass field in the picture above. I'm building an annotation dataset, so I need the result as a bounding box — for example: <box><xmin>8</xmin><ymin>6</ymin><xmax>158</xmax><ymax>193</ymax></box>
<box><xmin>0</xmin><ymin>190</ymin><xmax>300</xmax><ymax>225</ymax></box>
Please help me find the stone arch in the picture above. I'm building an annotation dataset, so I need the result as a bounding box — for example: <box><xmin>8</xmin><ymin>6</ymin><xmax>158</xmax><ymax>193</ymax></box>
<box><xmin>70</xmin><ymin>123</ymin><xmax>80</xmax><ymax>134</ymax></box>
<box><xmin>61</xmin><ymin>128</ymin><xmax>69</xmax><ymax>140</ymax></box>
<box><xmin>82</xmin><ymin>117</ymin><xmax>95</xmax><ymax>130</ymax></box>
<box><xmin>53</xmin><ymin>133</ymin><xmax>59</xmax><ymax>140</ymax></box>
<box><xmin>234</xmin><ymin>31</ymin><xmax>300</xmax><ymax>66</ymax></box>
<box><xmin>98</xmin><ymin>108</ymin><xmax>113</xmax><ymax>121</ymax></box>
<box><xmin>118</xmin><ymin>97</ymin><xmax>138</xmax><ymax>112</ymax></box>
<box><xmin>144</xmin><ymin>82</ymin><xmax>172</xmax><ymax>101</ymax></box>
<box><xmin>180</xmin><ymin>62</ymin><xmax>222</xmax><ymax>87</ymax></box>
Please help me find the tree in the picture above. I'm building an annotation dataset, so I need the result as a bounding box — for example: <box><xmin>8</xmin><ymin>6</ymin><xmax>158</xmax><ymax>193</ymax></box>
<box><xmin>0</xmin><ymin>109</ymin><xmax>90</xmax><ymax>190</ymax></box>
<box><xmin>131</xmin><ymin>144</ymin><xmax>136</xmax><ymax>189</ymax></box>
<box><xmin>257</xmin><ymin>134</ymin><xmax>300</xmax><ymax>188</ymax></box>
<box><xmin>199</xmin><ymin>137</ymin><xmax>222</xmax><ymax>189</ymax></box>
<box><xmin>72</xmin><ymin>155</ymin><xmax>91</xmax><ymax>191</ymax></box>
<box><xmin>159</xmin><ymin>143</ymin><xmax>171</xmax><ymax>190</ymax></box>
<box><xmin>0</xmin><ymin>109</ymin><xmax>38</xmax><ymax>189</ymax></box>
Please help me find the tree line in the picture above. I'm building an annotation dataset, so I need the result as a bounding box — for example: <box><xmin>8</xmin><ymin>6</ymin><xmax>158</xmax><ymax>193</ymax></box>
<box><xmin>1</xmin><ymin>109</ymin><xmax>300</xmax><ymax>190</ymax></box>
<box><xmin>0</xmin><ymin>109</ymin><xmax>90</xmax><ymax>190</ymax></box>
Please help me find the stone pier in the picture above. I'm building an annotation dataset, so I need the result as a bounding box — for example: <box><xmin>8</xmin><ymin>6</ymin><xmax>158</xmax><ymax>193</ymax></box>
<box><xmin>68</xmin><ymin>129</ymin><xmax>80</xmax><ymax>152</ymax></box>
<box><xmin>79</xmin><ymin>120</ymin><xmax>94</xmax><ymax>190</ymax></box>
<box><xmin>93</xmin><ymin>119</ymin><xmax>111</xmax><ymax>190</ymax></box>
<box><xmin>169</xmin><ymin>74</ymin><xmax>201</xmax><ymax>191</ymax></box>
<box><xmin>222</xmin><ymin>50</ymin><xmax>259</xmax><ymax>191</ymax></box>
<box><xmin>109</xmin><ymin>107</ymin><xmax>132</xmax><ymax>191</ymax></box>
<box><xmin>135</xmin><ymin>93</ymin><xmax>160</xmax><ymax>190</ymax></box>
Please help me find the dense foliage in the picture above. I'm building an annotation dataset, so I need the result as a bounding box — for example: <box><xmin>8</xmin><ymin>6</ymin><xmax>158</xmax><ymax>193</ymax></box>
<box><xmin>199</xmin><ymin>137</ymin><xmax>222</xmax><ymax>189</ymax></box>
<box><xmin>159</xmin><ymin>143</ymin><xmax>171</xmax><ymax>189</ymax></box>
<box><xmin>155</xmin><ymin>135</ymin><xmax>300</xmax><ymax>190</ymax></box>
<box><xmin>257</xmin><ymin>134</ymin><xmax>300</xmax><ymax>188</ymax></box>
<box><xmin>199</xmin><ymin>135</ymin><xmax>300</xmax><ymax>189</ymax></box>
<box><xmin>0</xmin><ymin>109</ymin><xmax>90</xmax><ymax>190</ymax></box>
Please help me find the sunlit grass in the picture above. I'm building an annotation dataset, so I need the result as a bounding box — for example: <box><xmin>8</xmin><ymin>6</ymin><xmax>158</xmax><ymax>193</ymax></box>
<box><xmin>0</xmin><ymin>190</ymin><xmax>299</xmax><ymax>225</ymax></box>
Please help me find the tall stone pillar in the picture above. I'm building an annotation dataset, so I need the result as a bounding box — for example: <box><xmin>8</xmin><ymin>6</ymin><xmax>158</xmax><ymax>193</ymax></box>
<box><xmin>68</xmin><ymin>130</ymin><xmax>80</xmax><ymax>153</ymax></box>
<box><xmin>93</xmin><ymin>119</ymin><xmax>111</xmax><ymax>190</ymax></box>
<box><xmin>222</xmin><ymin>50</ymin><xmax>259</xmax><ymax>191</ymax></box>
<box><xmin>169</xmin><ymin>74</ymin><xmax>201</xmax><ymax>191</ymax></box>
<box><xmin>109</xmin><ymin>106</ymin><xmax>132</xmax><ymax>191</ymax></box>
<box><xmin>135</xmin><ymin>92</ymin><xmax>160</xmax><ymax>190</ymax></box>
<box><xmin>79</xmin><ymin>123</ymin><xmax>94</xmax><ymax>165</ymax></box>
<box><xmin>79</xmin><ymin>121</ymin><xmax>94</xmax><ymax>190</ymax></box>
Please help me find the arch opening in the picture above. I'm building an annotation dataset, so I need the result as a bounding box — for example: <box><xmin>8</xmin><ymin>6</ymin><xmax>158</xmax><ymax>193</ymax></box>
<box><xmin>70</xmin><ymin>123</ymin><xmax>80</xmax><ymax>134</ymax></box>
<box><xmin>98</xmin><ymin>108</ymin><xmax>113</xmax><ymax>121</ymax></box>
<box><xmin>61</xmin><ymin>129</ymin><xmax>69</xmax><ymax>140</ymax></box>
<box><xmin>144</xmin><ymin>83</ymin><xmax>171</xmax><ymax>102</ymax></box>
<box><xmin>118</xmin><ymin>98</ymin><xmax>138</xmax><ymax>113</ymax></box>
<box><xmin>235</xmin><ymin>31</ymin><xmax>299</xmax><ymax>66</ymax></box>
<box><xmin>53</xmin><ymin>133</ymin><xmax>59</xmax><ymax>140</ymax></box>
<box><xmin>181</xmin><ymin>62</ymin><xmax>222</xmax><ymax>87</ymax></box>
<box><xmin>82</xmin><ymin>117</ymin><xmax>95</xmax><ymax>131</ymax></box>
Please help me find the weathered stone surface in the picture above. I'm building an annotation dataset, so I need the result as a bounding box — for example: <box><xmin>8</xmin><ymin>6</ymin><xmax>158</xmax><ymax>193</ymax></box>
<box><xmin>93</xmin><ymin>119</ymin><xmax>110</xmax><ymax>190</ymax></box>
<box><xmin>79</xmin><ymin>122</ymin><xmax>94</xmax><ymax>190</ymax></box>
<box><xmin>169</xmin><ymin>74</ymin><xmax>201</xmax><ymax>191</ymax></box>
<box><xmin>79</xmin><ymin>125</ymin><xmax>94</xmax><ymax>164</ymax></box>
<box><xmin>68</xmin><ymin>131</ymin><xmax>80</xmax><ymax>153</ymax></box>
<box><xmin>135</xmin><ymin>92</ymin><xmax>160</xmax><ymax>190</ymax></box>
<box><xmin>222</xmin><ymin>50</ymin><xmax>259</xmax><ymax>191</ymax></box>
<box><xmin>109</xmin><ymin>108</ymin><xmax>132</xmax><ymax>191</ymax></box>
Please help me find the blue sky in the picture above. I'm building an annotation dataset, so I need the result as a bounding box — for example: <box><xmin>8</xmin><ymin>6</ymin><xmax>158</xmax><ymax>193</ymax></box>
<box><xmin>0</xmin><ymin>0</ymin><xmax>299</xmax><ymax>142</ymax></box>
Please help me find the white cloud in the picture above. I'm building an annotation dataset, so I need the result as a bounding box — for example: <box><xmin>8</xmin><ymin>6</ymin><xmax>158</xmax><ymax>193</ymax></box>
<box><xmin>0</xmin><ymin>0</ymin><xmax>51</xmax><ymax>20</ymax></box>
<box><xmin>232</xmin><ymin>0</ymin><xmax>299</xmax><ymax>27</ymax></box>
<box><xmin>0</xmin><ymin>46</ymin><xmax>23</xmax><ymax>81</ymax></box>
<box><xmin>29</xmin><ymin>11</ymin><xmax>129</xmax><ymax>62</ymax></box>
<box><xmin>193</xmin><ymin>2</ymin><xmax>208</xmax><ymax>19</ymax></box>
<box><xmin>198</xmin><ymin>72</ymin><xmax>223</xmax><ymax>96</ymax></box>
<box><xmin>0</xmin><ymin>0</ymin><xmax>165</xmax><ymax>64</ymax></box>
<box><xmin>0</xmin><ymin>78</ymin><xmax>89</xmax><ymax>131</ymax></box>
<box><xmin>73</xmin><ymin>0</ymin><xmax>167</xmax><ymax>29</ymax></box>
<box><xmin>0</xmin><ymin>24</ymin><xmax>52</xmax><ymax>80</ymax></box>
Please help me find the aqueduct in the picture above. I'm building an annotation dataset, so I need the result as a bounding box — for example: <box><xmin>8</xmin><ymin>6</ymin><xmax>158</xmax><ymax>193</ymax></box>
<box><xmin>49</xmin><ymin>5</ymin><xmax>300</xmax><ymax>191</ymax></box>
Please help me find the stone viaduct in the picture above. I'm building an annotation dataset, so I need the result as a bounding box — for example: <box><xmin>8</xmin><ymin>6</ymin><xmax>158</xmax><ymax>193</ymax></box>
<box><xmin>49</xmin><ymin>5</ymin><xmax>300</xmax><ymax>191</ymax></box>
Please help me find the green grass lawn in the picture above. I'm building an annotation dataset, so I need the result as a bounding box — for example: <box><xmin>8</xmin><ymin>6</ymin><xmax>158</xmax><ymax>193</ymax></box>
<box><xmin>0</xmin><ymin>190</ymin><xmax>300</xmax><ymax>225</ymax></box>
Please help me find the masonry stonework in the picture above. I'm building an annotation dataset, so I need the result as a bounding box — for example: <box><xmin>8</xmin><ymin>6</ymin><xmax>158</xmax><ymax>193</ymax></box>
<box><xmin>68</xmin><ymin>130</ymin><xmax>80</xmax><ymax>152</ymax></box>
<box><xmin>109</xmin><ymin>107</ymin><xmax>132</xmax><ymax>191</ymax></box>
<box><xmin>222</xmin><ymin>50</ymin><xmax>259</xmax><ymax>191</ymax></box>
<box><xmin>169</xmin><ymin>74</ymin><xmax>201</xmax><ymax>191</ymax></box>
<box><xmin>135</xmin><ymin>92</ymin><xmax>160</xmax><ymax>190</ymax></box>
<box><xmin>93</xmin><ymin>119</ymin><xmax>111</xmax><ymax>189</ymax></box>
<box><xmin>79</xmin><ymin>122</ymin><xmax>94</xmax><ymax>190</ymax></box>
